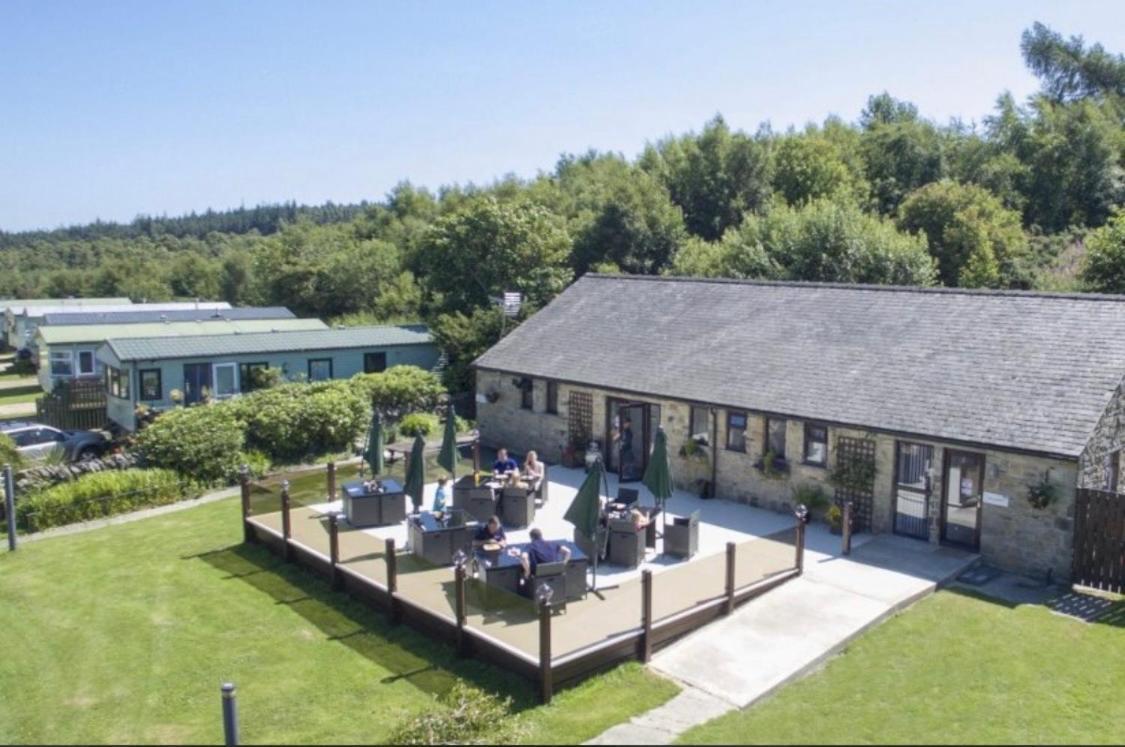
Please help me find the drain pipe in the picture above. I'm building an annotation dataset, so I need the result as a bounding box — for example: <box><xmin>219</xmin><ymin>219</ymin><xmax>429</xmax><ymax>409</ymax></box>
<box><xmin>709</xmin><ymin>407</ymin><xmax>719</xmax><ymax>499</ymax></box>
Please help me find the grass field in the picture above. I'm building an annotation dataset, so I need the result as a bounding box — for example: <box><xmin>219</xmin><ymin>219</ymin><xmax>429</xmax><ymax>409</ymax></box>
<box><xmin>0</xmin><ymin>383</ymin><xmax>40</xmax><ymax>407</ymax></box>
<box><xmin>678</xmin><ymin>590</ymin><xmax>1125</xmax><ymax>745</ymax></box>
<box><xmin>0</xmin><ymin>496</ymin><xmax>678</xmax><ymax>744</ymax></box>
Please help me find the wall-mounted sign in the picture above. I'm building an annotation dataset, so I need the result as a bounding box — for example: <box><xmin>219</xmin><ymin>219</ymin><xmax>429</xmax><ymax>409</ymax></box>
<box><xmin>983</xmin><ymin>492</ymin><xmax>1010</xmax><ymax>508</ymax></box>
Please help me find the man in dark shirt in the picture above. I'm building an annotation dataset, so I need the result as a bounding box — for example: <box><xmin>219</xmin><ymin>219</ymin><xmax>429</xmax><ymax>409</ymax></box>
<box><xmin>473</xmin><ymin>515</ymin><xmax>507</xmax><ymax>547</ymax></box>
<box><xmin>492</xmin><ymin>448</ymin><xmax>519</xmax><ymax>475</ymax></box>
<box><xmin>520</xmin><ymin>527</ymin><xmax>571</xmax><ymax>577</ymax></box>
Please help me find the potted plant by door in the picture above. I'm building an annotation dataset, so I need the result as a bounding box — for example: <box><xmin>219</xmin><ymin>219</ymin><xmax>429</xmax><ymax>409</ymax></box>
<box><xmin>826</xmin><ymin>504</ymin><xmax>844</xmax><ymax>535</ymax></box>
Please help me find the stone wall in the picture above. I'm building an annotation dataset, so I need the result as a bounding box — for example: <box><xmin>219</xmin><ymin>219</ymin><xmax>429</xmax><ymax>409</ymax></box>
<box><xmin>476</xmin><ymin>367</ymin><xmax>1080</xmax><ymax>580</ymax></box>
<box><xmin>1077</xmin><ymin>377</ymin><xmax>1125</xmax><ymax>490</ymax></box>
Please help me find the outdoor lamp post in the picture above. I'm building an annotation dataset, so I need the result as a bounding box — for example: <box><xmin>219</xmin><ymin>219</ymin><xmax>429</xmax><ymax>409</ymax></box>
<box><xmin>534</xmin><ymin>580</ymin><xmax>554</xmax><ymax>609</ymax></box>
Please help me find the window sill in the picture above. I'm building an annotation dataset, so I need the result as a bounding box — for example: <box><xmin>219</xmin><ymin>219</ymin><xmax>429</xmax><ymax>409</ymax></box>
<box><xmin>801</xmin><ymin>460</ymin><xmax>828</xmax><ymax>469</ymax></box>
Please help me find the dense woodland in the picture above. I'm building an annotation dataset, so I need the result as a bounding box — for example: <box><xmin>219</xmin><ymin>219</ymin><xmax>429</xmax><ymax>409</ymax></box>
<box><xmin>2</xmin><ymin>24</ymin><xmax>1124</xmax><ymax>390</ymax></box>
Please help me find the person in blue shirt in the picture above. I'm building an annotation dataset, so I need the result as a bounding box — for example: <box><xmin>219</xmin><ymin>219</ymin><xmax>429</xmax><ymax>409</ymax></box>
<box><xmin>432</xmin><ymin>476</ymin><xmax>449</xmax><ymax>512</ymax></box>
<box><xmin>473</xmin><ymin>515</ymin><xmax>507</xmax><ymax>547</ymax></box>
<box><xmin>492</xmin><ymin>448</ymin><xmax>519</xmax><ymax>476</ymax></box>
<box><xmin>520</xmin><ymin>527</ymin><xmax>571</xmax><ymax>577</ymax></box>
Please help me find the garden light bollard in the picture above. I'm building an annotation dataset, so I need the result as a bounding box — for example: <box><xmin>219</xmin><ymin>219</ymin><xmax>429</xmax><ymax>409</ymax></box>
<box><xmin>794</xmin><ymin>504</ymin><xmax>809</xmax><ymax>574</ymax></box>
<box><xmin>724</xmin><ymin>541</ymin><xmax>736</xmax><ymax>615</ymax></box>
<box><xmin>239</xmin><ymin>464</ymin><xmax>253</xmax><ymax>545</ymax></box>
<box><xmin>3</xmin><ymin>464</ymin><xmax>15</xmax><ymax>552</ymax></box>
<box><xmin>280</xmin><ymin>480</ymin><xmax>293</xmax><ymax>562</ymax></box>
<box><xmin>221</xmin><ymin>682</ymin><xmax>239</xmax><ymax>746</ymax></box>
<box><xmin>842</xmin><ymin>499</ymin><xmax>854</xmax><ymax>556</ymax></box>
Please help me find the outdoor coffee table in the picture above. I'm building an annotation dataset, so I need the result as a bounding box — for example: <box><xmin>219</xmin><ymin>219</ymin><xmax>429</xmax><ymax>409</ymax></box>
<box><xmin>341</xmin><ymin>478</ymin><xmax>406</xmax><ymax>527</ymax></box>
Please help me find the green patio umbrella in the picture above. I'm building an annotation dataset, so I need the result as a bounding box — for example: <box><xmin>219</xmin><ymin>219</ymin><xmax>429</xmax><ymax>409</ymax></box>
<box><xmin>364</xmin><ymin>412</ymin><xmax>385</xmax><ymax>476</ymax></box>
<box><xmin>437</xmin><ymin>403</ymin><xmax>458</xmax><ymax>480</ymax></box>
<box><xmin>642</xmin><ymin>425</ymin><xmax>673</xmax><ymax>517</ymax></box>
<box><xmin>404</xmin><ymin>434</ymin><xmax>426</xmax><ymax>513</ymax></box>
<box><xmin>565</xmin><ymin>458</ymin><xmax>608</xmax><ymax>590</ymax></box>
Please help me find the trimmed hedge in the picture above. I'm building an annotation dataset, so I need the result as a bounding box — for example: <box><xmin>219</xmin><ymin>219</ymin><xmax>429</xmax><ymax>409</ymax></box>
<box><xmin>16</xmin><ymin>468</ymin><xmax>194</xmax><ymax>532</ymax></box>
<box><xmin>228</xmin><ymin>380</ymin><xmax>367</xmax><ymax>462</ymax></box>
<box><xmin>351</xmin><ymin>366</ymin><xmax>445</xmax><ymax>419</ymax></box>
<box><xmin>135</xmin><ymin>405</ymin><xmax>246</xmax><ymax>485</ymax></box>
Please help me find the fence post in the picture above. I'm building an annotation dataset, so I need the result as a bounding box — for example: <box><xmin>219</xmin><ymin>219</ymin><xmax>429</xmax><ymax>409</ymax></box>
<box><xmin>794</xmin><ymin>504</ymin><xmax>809</xmax><ymax>575</ymax></box>
<box><xmin>538</xmin><ymin>599</ymin><xmax>553</xmax><ymax>704</ymax></box>
<box><xmin>640</xmin><ymin>569</ymin><xmax>653</xmax><ymax>663</ymax></box>
<box><xmin>3</xmin><ymin>465</ymin><xmax>15</xmax><ymax>553</ymax></box>
<box><xmin>724</xmin><ymin>541</ymin><xmax>736</xmax><ymax>615</ymax></box>
<box><xmin>385</xmin><ymin>537</ymin><xmax>400</xmax><ymax>623</ymax></box>
<box><xmin>842</xmin><ymin>499</ymin><xmax>853</xmax><ymax>556</ymax></box>
<box><xmin>329</xmin><ymin>512</ymin><xmax>342</xmax><ymax>591</ymax></box>
<box><xmin>221</xmin><ymin>682</ymin><xmax>239</xmax><ymax>746</ymax></box>
<box><xmin>239</xmin><ymin>465</ymin><xmax>253</xmax><ymax>545</ymax></box>
<box><xmin>455</xmin><ymin>562</ymin><xmax>468</xmax><ymax>655</ymax></box>
<box><xmin>326</xmin><ymin>461</ymin><xmax>336</xmax><ymax>504</ymax></box>
<box><xmin>280</xmin><ymin>480</ymin><xmax>293</xmax><ymax>562</ymax></box>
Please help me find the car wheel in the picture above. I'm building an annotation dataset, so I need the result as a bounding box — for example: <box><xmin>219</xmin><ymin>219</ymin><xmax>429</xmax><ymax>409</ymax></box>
<box><xmin>77</xmin><ymin>447</ymin><xmax>100</xmax><ymax>462</ymax></box>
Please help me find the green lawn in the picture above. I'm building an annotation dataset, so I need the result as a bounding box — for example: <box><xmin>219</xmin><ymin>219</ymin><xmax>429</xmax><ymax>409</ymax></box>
<box><xmin>679</xmin><ymin>590</ymin><xmax>1125</xmax><ymax>745</ymax></box>
<box><xmin>0</xmin><ymin>383</ymin><xmax>40</xmax><ymax>407</ymax></box>
<box><xmin>0</xmin><ymin>497</ymin><xmax>677</xmax><ymax>744</ymax></box>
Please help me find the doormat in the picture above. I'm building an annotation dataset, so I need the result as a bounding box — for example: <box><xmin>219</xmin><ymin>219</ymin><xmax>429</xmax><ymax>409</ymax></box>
<box><xmin>957</xmin><ymin>564</ymin><xmax>1002</xmax><ymax>586</ymax></box>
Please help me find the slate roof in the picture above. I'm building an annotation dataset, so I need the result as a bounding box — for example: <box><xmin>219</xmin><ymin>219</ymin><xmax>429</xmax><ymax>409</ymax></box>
<box><xmin>104</xmin><ymin>325</ymin><xmax>433</xmax><ymax>362</ymax></box>
<box><xmin>41</xmin><ymin>306</ymin><xmax>295</xmax><ymax>326</ymax></box>
<box><xmin>474</xmin><ymin>275</ymin><xmax>1125</xmax><ymax>458</ymax></box>
<box><xmin>40</xmin><ymin>318</ymin><xmax>326</xmax><ymax>345</ymax></box>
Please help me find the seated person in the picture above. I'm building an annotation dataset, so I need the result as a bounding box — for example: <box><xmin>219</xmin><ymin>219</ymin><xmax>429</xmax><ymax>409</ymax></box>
<box><xmin>492</xmin><ymin>448</ymin><xmax>519</xmax><ymax>476</ymax></box>
<box><xmin>432</xmin><ymin>476</ymin><xmax>449</xmax><ymax>513</ymax></box>
<box><xmin>520</xmin><ymin>527</ymin><xmax>572</xmax><ymax>577</ymax></box>
<box><xmin>629</xmin><ymin>506</ymin><xmax>651</xmax><ymax>530</ymax></box>
<box><xmin>473</xmin><ymin>515</ymin><xmax>507</xmax><ymax>548</ymax></box>
<box><xmin>523</xmin><ymin>450</ymin><xmax>544</xmax><ymax>496</ymax></box>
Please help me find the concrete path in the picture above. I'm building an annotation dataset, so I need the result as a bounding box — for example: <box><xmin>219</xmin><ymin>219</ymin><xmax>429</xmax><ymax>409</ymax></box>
<box><xmin>588</xmin><ymin>524</ymin><xmax>976</xmax><ymax>744</ymax></box>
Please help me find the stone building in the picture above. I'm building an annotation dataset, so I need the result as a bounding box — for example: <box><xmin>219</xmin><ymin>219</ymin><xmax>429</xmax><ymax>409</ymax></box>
<box><xmin>473</xmin><ymin>274</ymin><xmax>1125</xmax><ymax>581</ymax></box>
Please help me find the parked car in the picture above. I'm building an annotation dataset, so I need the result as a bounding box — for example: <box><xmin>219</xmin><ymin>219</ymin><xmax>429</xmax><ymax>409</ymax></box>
<box><xmin>1</xmin><ymin>422</ymin><xmax>110</xmax><ymax>462</ymax></box>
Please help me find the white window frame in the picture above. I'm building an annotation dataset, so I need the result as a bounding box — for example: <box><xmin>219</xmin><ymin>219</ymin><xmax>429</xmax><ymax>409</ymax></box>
<box><xmin>77</xmin><ymin>349</ymin><xmax>97</xmax><ymax>376</ymax></box>
<box><xmin>212</xmin><ymin>362</ymin><xmax>239</xmax><ymax>399</ymax></box>
<box><xmin>49</xmin><ymin>350</ymin><xmax>74</xmax><ymax>377</ymax></box>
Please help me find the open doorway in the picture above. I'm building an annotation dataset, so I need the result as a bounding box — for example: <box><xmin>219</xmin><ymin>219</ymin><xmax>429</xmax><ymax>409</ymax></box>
<box><xmin>605</xmin><ymin>397</ymin><xmax>660</xmax><ymax>482</ymax></box>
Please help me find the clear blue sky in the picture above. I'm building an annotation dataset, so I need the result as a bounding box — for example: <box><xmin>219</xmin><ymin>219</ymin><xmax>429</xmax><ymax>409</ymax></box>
<box><xmin>2</xmin><ymin>0</ymin><xmax>1123</xmax><ymax>231</ymax></box>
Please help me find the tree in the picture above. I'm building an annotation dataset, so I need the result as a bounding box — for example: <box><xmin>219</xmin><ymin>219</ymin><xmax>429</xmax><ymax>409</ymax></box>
<box><xmin>1021</xmin><ymin>22</ymin><xmax>1125</xmax><ymax>104</ymax></box>
<box><xmin>859</xmin><ymin>101</ymin><xmax>947</xmax><ymax>215</ymax></box>
<box><xmin>430</xmin><ymin>306</ymin><xmax>510</xmax><ymax>393</ymax></box>
<box><xmin>415</xmin><ymin>196</ymin><xmax>572</xmax><ymax>315</ymax></box>
<box><xmin>771</xmin><ymin>132</ymin><xmax>865</xmax><ymax>207</ymax></box>
<box><xmin>1081</xmin><ymin>210</ymin><xmax>1125</xmax><ymax>293</ymax></box>
<box><xmin>640</xmin><ymin>115</ymin><xmax>772</xmax><ymax>240</ymax></box>
<box><xmin>898</xmin><ymin>180</ymin><xmax>1031</xmax><ymax>288</ymax></box>
<box><xmin>168</xmin><ymin>252</ymin><xmax>220</xmax><ymax>299</ymax></box>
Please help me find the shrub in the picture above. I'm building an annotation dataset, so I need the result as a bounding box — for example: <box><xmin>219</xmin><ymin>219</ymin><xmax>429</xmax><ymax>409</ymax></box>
<box><xmin>791</xmin><ymin>482</ymin><xmax>831</xmax><ymax>511</ymax></box>
<box><xmin>386</xmin><ymin>682</ymin><xmax>521</xmax><ymax>745</ymax></box>
<box><xmin>351</xmin><ymin>365</ymin><xmax>446</xmax><ymax>420</ymax></box>
<box><xmin>0</xmin><ymin>433</ymin><xmax>21</xmax><ymax>469</ymax></box>
<box><xmin>239</xmin><ymin>450</ymin><xmax>272</xmax><ymax>479</ymax></box>
<box><xmin>230</xmin><ymin>381</ymin><xmax>367</xmax><ymax>462</ymax></box>
<box><xmin>135</xmin><ymin>405</ymin><xmax>246</xmax><ymax>485</ymax></box>
<box><xmin>398</xmin><ymin>412</ymin><xmax>440</xmax><ymax>438</ymax></box>
<box><xmin>16</xmin><ymin>469</ymin><xmax>194</xmax><ymax>532</ymax></box>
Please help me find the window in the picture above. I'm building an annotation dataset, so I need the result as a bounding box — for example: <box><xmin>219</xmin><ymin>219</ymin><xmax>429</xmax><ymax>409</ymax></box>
<box><xmin>726</xmin><ymin>410</ymin><xmax>747</xmax><ymax>452</ymax></box>
<box><xmin>239</xmin><ymin>362</ymin><xmax>269</xmax><ymax>392</ymax></box>
<box><xmin>766</xmin><ymin>417</ymin><xmax>787</xmax><ymax>458</ymax></box>
<box><xmin>363</xmin><ymin>352</ymin><xmax>388</xmax><ymax>374</ymax></box>
<box><xmin>1105</xmin><ymin>449</ymin><xmax>1121</xmax><ymax>493</ymax></box>
<box><xmin>49</xmin><ymin>350</ymin><xmax>73</xmax><ymax>377</ymax></box>
<box><xmin>690</xmin><ymin>406</ymin><xmax>712</xmax><ymax>444</ymax></box>
<box><xmin>308</xmin><ymin>358</ymin><xmax>333</xmax><ymax>382</ymax></box>
<box><xmin>213</xmin><ymin>363</ymin><xmax>238</xmax><ymax>398</ymax></box>
<box><xmin>139</xmin><ymin>369</ymin><xmax>162</xmax><ymax>401</ymax></box>
<box><xmin>107</xmin><ymin>366</ymin><xmax>130</xmax><ymax>399</ymax></box>
<box><xmin>520</xmin><ymin>378</ymin><xmax>534</xmax><ymax>410</ymax></box>
<box><xmin>803</xmin><ymin>423</ymin><xmax>828</xmax><ymax>466</ymax></box>
<box><xmin>77</xmin><ymin>350</ymin><xmax>96</xmax><ymax>376</ymax></box>
<box><xmin>546</xmin><ymin>381</ymin><xmax>559</xmax><ymax>414</ymax></box>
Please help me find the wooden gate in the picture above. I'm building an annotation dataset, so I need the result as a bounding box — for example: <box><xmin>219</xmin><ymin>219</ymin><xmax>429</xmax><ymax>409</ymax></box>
<box><xmin>1072</xmin><ymin>488</ymin><xmax>1125</xmax><ymax>593</ymax></box>
<box><xmin>35</xmin><ymin>378</ymin><xmax>108</xmax><ymax>431</ymax></box>
<box><xmin>834</xmin><ymin>436</ymin><xmax>876</xmax><ymax>532</ymax></box>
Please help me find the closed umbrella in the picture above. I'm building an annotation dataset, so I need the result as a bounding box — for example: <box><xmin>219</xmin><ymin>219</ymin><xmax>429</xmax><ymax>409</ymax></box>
<box><xmin>437</xmin><ymin>403</ymin><xmax>458</xmax><ymax>480</ymax></box>
<box><xmin>364</xmin><ymin>413</ymin><xmax>385</xmax><ymax>476</ymax></box>
<box><xmin>642</xmin><ymin>426</ymin><xmax>673</xmax><ymax>522</ymax></box>
<box><xmin>565</xmin><ymin>457</ymin><xmax>608</xmax><ymax>590</ymax></box>
<box><xmin>404</xmin><ymin>434</ymin><xmax>426</xmax><ymax>513</ymax></box>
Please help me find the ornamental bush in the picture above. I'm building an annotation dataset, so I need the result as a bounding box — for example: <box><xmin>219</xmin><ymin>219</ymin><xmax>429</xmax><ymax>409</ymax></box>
<box><xmin>230</xmin><ymin>380</ymin><xmax>367</xmax><ymax>462</ymax></box>
<box><xmin>398</xmin><ymin>412</ymin><xmax>440</xmax><ymax>438</ymax></box>
<box><xmin>16</xmin><ymin>468</ymin><xmax>194</xmax><ymax>532</ymax></box>
<box><xmin>135</xmin><ymin>405</ymin><xmax>246</xmax><ymax>485</ymax></box>
<box><xmin>351</xmin><ymin>365</ymin><xmax>446</xmax><ymax>420</ymax></box>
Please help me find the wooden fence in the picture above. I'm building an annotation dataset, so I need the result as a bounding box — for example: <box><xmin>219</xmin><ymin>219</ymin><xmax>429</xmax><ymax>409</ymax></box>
<box><xmin>35</xmin><ymin>378</ymin><xmax>107</xmax><ymax>431</ymax></box>
<box><xmin>1072</xmin><ymin>487</ymin><xmax>1125</xmax><ymax>594</ymax></box>
<box><xmin>240</xmin><ymin>468</ymin><xmax>808</xmax><ymax>703</ymax></box>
